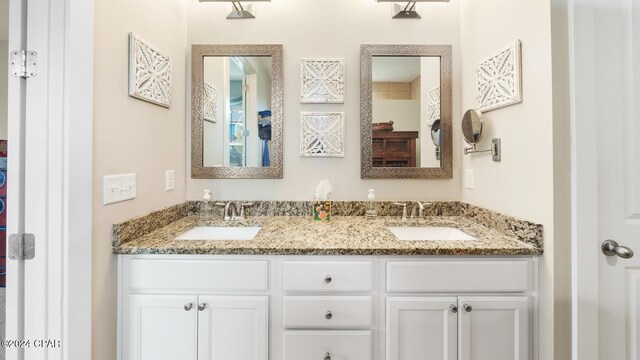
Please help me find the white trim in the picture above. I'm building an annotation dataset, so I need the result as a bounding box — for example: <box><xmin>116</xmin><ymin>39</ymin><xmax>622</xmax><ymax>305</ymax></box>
<box><xmin>568</xmin><ymin>0</ymin><xmax>599</xmax><ymax>359</ymax></box>
<box><xmin>5</xmin><ymin>0</ymin><xmax>27</xmax><ymax>358</ymax></box>
<box><xmin>5</xmin><ymin>0</ymin><xmax>93</xmax><ymax>358</ymax></box>
<box><xmin>63</xmin><ymin>0</ymin><xmax>93</xmax><ymax>358</ymax></box>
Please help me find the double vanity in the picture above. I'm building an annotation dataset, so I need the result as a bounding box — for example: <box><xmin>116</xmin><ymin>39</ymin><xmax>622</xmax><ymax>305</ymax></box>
<box><xmin>113</xmin><ymin>201</ymin><xmax>542</xmax><ymax>360</ymax></box>
<box><xmin>114</xmin><ymin>34</ymin><xmax>542</xmax><ymax>360</ymax></box>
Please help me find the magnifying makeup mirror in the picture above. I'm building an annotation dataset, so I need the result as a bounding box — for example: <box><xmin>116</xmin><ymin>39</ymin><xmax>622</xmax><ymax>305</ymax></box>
<box><xmin>461</xmin><ymin>109</ymin><xmax>502</xmax><ymax>162</ymax></box>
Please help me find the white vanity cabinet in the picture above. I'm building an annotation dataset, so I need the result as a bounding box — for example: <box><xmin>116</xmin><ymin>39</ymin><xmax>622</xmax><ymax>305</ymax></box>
<box><xmin>118</xmin><ymin>255</ymin><xmax>537</xmax><ymax>360</ymax></box>
<box><xmin>386</xmin><ymin>296</ymin><xmax>458</xmax><ymax>360</ymax></box>
<box><xmin>383</xmin><ymin>259</ymin><xmax>535</xmax><ymax>360</ymax></box>
<box><xmin>119</xmin><ymin>256</ymin><xmax>273</xmax><ymax>360</ymax></box>
<box><xmin>279</xmin><ymin>259</ymin><xmax>377</xmax><ymax>360</ymax></box>
<box><xmin>127</xmin><ymin>294</ymin><xmax>199</xmax><ymax>360</ymax></box>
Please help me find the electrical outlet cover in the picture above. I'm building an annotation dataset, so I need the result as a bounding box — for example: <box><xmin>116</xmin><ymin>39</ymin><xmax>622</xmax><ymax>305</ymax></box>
<box><xmin>165</xmin><ymin>170</ymin><xmax>175</xmax><ymax>191</ymax></box>
<box><xmin>465</xmin><ymin>169</ymin><xmax>475</xmax><ymax>190</ymax></box>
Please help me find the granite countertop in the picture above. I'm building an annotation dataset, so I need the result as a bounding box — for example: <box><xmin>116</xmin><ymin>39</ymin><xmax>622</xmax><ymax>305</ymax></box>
<box><xmin>112</xmin><ymin>211</ymin><xmax>543</xmax><ymax>256</ymax></box>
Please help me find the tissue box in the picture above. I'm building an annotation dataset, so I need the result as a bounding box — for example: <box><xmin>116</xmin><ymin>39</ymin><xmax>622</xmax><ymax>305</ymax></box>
<box><xmin>313</xmin><ymin>201</ymin><xmax>332</xmax><ymax>221</ymax></box>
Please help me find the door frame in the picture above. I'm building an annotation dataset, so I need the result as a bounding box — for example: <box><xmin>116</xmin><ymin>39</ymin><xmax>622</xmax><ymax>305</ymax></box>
<box><xmin>568</xmin><ymin>0</ymin><xmax>604</xmax><ymax>359</ymax></box>
<box><xmin>5</xmin><ymin>0</ymin><xmax>93</xmax><ymax>358</ymax></box>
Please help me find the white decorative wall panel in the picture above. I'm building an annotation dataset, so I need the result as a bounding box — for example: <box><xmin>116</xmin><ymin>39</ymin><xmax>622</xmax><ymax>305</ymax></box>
<box><xmin>427</xmin><ymin>86</ymin><xmax>440</xmax><ymax>125</ymax></box>
<box><xmin>203</xmin><ymin>83</ymin><xmax>218</xmax><ymax>122</ymax></box>
<box><xmin>476</xmin><ymin>40</ymin><xmax>522</xmax><ymax>112</ymax></box>
<box><xmin>300</xmin><ymin>112</ymin><xmax>345</xmax><ymax>157</ymax></box>
<box><xmin>300</xmin><ymin>59</ymin><xmax>345</xmax><ymax>103</ymax></box>
<box><xmin>128</xmin><ymin>33</ymin><xmax>172</xmax><ymax>108</ymax></box>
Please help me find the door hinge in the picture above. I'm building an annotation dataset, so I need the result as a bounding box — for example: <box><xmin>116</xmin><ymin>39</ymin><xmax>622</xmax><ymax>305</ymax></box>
<box><xmin>8</xmin><ymin>233</ymin><xmax>35</xmax><ymax>260</ymax></box>
<box><xmin>10</xmin><ymin>50</ymin><xmax>38</xmax><ymax>78</ymax></box>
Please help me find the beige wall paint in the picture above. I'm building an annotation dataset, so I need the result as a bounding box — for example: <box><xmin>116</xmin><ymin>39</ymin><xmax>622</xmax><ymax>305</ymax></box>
<box><xmin>92</xmin><ymin>0</ymin><xmax>187</xmax><ymax>359</ymax></box>
<box><xmin>186</xmin><ymin>0</ymin><xmax>463</xmax><ymax>201</ymax></box>
<box><xmin>550</xmin><ymin>0</ymin><xmax>572</xmax><ymax>358</ymax></box>
<box><xmin>459</xmin><ymin>1</ymin><xmax>558</xmax><ymax>359</ymax></box>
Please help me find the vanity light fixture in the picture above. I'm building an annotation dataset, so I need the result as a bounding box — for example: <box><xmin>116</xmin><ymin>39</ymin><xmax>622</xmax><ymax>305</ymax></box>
<box><xmin>376</xmin><ymin>0</ymin><xmax>449</xmax><ymax>19</ymax></box>
<box><xmin>199</xmin><ymin>0</ymin><xmax>270</xmax><ymax>20</ymax></box>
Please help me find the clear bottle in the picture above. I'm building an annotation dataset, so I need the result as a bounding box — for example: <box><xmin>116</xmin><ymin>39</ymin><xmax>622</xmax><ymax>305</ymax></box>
<box><xmin>365</xmin><ymin>189</ymin><xmax>377</xmax><ymax>219</ymax></box>
<box><xmin>199</xmin><ymin>189</ymin><xmax>214</xmax><ymax>219</ymax></box>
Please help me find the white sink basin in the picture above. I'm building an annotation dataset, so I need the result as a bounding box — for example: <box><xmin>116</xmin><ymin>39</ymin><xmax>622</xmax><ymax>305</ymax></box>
<box><xmin>388</xmin><ymin>226</ymin><xmax>477</xmax><ymax>241</ymax></box>
<box><xmin>175</xmin><ymin>227</ymin><xmax>261</xmax><ymax>241</ymax></box>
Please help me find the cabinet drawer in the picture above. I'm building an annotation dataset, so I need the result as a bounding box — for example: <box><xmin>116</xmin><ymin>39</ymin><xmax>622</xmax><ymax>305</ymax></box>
<box><xmin>127</xmin><ymin>258</ymin><xmax>269</xmax><ymax>292</ymax></box>
<box><xmin>386</xmin><ymin>260</ymin><xmax>530</xmax><ymax>293</ymax></box>
<box><xmin>283</xmin><ymin>331</ymin><xmax>372</xmax><ymax>360</ymax></box>
<box><xmin>282</xmin><ymin>261</ymin><xmax>373</xmax><ymax>293</ymax></box>
<box><xmin>283</xmin><ymin>296</ymin><xmax>373</xmax><ymax>329</ymax></box>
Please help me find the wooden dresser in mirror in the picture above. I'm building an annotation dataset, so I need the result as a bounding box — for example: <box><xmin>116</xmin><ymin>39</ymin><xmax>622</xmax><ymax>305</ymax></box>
<box><xmin>372</xmin><ymin>131</ymin><xmax>418</xmax><ymax>167</ymax></box>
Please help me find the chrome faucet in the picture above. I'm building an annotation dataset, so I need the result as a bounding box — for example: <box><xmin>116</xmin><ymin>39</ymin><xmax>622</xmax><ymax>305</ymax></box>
<box><xmin>410</xmin><ymin>201</ymin><xmax>425</xmax><ymax>220</ymax></box>
<box><xmin>215</xmin><ymin>201</ymin><xmax>238</xmax><ymax>221</ymax></box>
<box><xmin>215</xmin><ymin>201</ymin><xmax>254</xmax><ymax>221</ymax></box>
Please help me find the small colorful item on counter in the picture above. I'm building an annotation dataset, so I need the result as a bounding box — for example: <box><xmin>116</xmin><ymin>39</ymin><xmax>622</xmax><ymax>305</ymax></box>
<box><xmin>313</xmin><ymin>200</ymin><xmax>332</xmax><ymax>221</ymax></box>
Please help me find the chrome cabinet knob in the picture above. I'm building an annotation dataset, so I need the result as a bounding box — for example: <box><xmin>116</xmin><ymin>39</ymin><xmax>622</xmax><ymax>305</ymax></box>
<box><xmin>324</xmin><ymin>275</ymin><xmax>332</xmax><ymax>284</ymax></box>
<box><xmin>602</xmin><ymin>239</ymin><xmax>634</xmax><ymax>259</ymax></box>
<box><xmin>463</xmin><ymin>304</ymin><xmax>472</xmax><ymax>312</ymax></box>
<box><xmin>184</xmin><ymin>302</ymin><xmax>193</xmax><ymax>311</ymax></box>
<box><xmin>198</xmin><ymin>302</ymin><xmax>207</xmax><ymax>311</ymax></box>
<box><xmin>325</xmin><ymin>311</ymin><xmax>333</xmax><ymax>320</ymax></box>
<box><xmin>449</xmin><ymin>304</ymin><xmax>458</xmax><ymax>313</ymax></box>
<box><xmin>324</xmin><ymin>352</ymin><xmax>331</xmax><ymax>360</ymax></box>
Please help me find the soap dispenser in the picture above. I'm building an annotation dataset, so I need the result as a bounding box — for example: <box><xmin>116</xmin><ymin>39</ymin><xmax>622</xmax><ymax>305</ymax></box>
<box><xmin>365</xmin><ymin>189</ymin><xmax>377</xmax><ymax>219</ymax></box>
<box><xmin>200</xmin><ymin>189</ymin><xmax>214</xmax><ymax>219</ymax></box>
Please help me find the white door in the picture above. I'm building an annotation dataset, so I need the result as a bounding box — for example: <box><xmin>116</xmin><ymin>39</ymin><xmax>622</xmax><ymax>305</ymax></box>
<box><xmin>197</xmin><ymin>295</ymin><xmax>269</xmax><ymax>360</ymax></box>
<box><xmin>386</xmin><ymin>297</ymin><xmax>457</xmax><ymax>360</ymax></box>
<box><xmin>569</xmin><ymin>0</ymin><xmax>640</xmax><ymax>359</ymax></box>
<box><xmin>458</xmin><ymin>296</ymin><xmax>529</xmax><ymax>360</ymax></box>
<box><xmin>595</xmin><ymin>1</ymin><xmax>640</xmax><ymax>358</ymax></box>
<box><xmin>127</xmin><ymin>294</ymin><xmax>199</xmax><ymax>360</ymax></box>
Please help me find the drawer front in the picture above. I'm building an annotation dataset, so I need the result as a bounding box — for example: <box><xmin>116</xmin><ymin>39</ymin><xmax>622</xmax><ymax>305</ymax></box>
<box><xmin>283</xmin><ymin>331</ymin><xmax>372</xmax><ymax>360</ymax></box>
<box><xmin>282</xmin><ymin>261</ymin><xmax>373</xmax><ymax>293</ymax></box>
<box><xmin>283</xmin><ymin>296</ymin><xmax>373</xmax><ymax>329</ymax></box>
<box><xmin>386</xmin><ymin>260</ymin><xmax>530</xmax><ymax>293</ymax></box>
<box><xmin>128</xmin><ymin>258</ymin><xmax>269</xmax><ymax>292</ymax></box>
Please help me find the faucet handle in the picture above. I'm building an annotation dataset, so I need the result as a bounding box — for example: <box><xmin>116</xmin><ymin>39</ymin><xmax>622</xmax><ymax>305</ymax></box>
<box><xmin>214</xmin><ymin>202</ymin><xmax>230</xmax><ymax>220</ymax></box>
<box><xmin>394</xmin><ymin>202</ymin><xmax>408</xmax><ymax>220</ymax></box>
<box><xmin>238</xmin><ymin>203</ymin><xmax>255</xmax><ymax>220</ymax></box>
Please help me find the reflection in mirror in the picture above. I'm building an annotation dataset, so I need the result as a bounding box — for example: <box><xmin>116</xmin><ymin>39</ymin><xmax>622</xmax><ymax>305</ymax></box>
<box><xmin>360</xmin><ymin>44</ymin><xmax>451</xmax><ymax>179</ymax></box>
<box><xmin>430</xmin><ymin>119</ymin><xmax>441</xmax><ymax>161</ymax></box>
<box><xmin>371</xmin><ymin>56</ymin><xmax>441</xmax><ymax>168</ymax></box>
<box><xmin>461</xmin><ymin>109</ymin><xmax>484</xmax><ymax>145</ymax></box>
<box><xmin>203</xmin><ymin>56</ymin><xmax>273</xmax><ymax>168</ymax></box>
<box><xmin>192</xmin><ymin>44</ymin><xmax>282</xmax><ymax>179</ymax></box>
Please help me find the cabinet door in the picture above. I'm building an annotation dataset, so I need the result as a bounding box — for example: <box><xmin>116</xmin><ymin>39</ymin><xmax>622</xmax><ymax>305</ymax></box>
<box><xmin>458</xmin><ymin>296</ymin><xmax>530</xmax><ymax>360</ymax></box>
<box><xmin>386</xmin><ymin>297</ymin><xmax>457</xmax><ymax>360</ymax></box>
<box><xmin>127</xmin><ymin>294</ymin><xmax>199</xmax><ymax>360</ymax></box>
<box><xmin>197</xmin><ymin>295</ymin><xmax>269</xmax><ymax>360</ymax></box>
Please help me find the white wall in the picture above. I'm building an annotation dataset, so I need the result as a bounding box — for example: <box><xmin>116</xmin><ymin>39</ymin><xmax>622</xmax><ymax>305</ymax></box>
<box><xmin>186</xmin><ymin>0</ymin><xmax>462</xmax><ymax>201</ymax></box>
<box><xmin>203</xmin><ymin>56</ymin><xmax>226</xmax><ymax>167</ymax></box>
<box><xmin>92</xmin><ymin>0</ymin><xmax>187</xmax><ymax>359</ymax></box>
<box><xmin>0</xmin><ymin>40</ymin><xmax>8</xmax><ymax>140</ymax></box>
<box><xmin>459</xmin><ymin>1</ymin><xmax>558</xmax><ymax>359</ymax></box>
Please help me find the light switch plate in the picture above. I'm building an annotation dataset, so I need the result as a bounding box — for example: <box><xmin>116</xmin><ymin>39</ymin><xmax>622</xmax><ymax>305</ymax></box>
<box><xmin>465</xmin><ymin>169</ymin><xmax>475</xmax><ymax>190</ymax></box>
<box><xmin>165</xmin><ymin>170</ymin><xmax>175</xmax><ymax>191</ymax></box>
<box><xmin>103</xmin><ymin>173</ymin><xmax>137</xmax><ymax>205</ymax></box>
